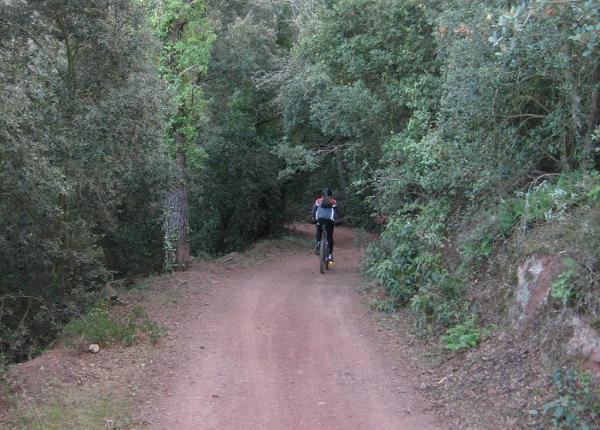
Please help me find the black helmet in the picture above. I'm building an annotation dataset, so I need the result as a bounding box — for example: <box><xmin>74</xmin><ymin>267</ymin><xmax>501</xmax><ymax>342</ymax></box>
<box><xmin>322</xmin><ymin>187</ymin><xmax>332</xmax><ymax>196</ymax></box>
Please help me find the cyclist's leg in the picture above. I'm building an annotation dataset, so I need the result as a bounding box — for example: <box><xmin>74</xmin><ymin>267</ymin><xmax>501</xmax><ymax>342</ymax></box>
<box><xmin>330</xmin><ymin>222</ymin><xmax>335</xmax><ymax>255</ymax></box>
<box><xmin>325</xmin><ymin>221</ymin><xmax>334</xmax><ymax>257</ymax></box>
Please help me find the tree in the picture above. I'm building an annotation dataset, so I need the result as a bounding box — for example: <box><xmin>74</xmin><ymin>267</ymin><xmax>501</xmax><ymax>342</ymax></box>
<box><xmin>188</xmin><ymin>0</ymin><xmax>288</xmax><ymax>254</ymax></box>
<box><xmin>152</xmin><ymin>0</ymin><xmax>215</xmax><ymax>268</ymax></box>
<box><xmin>0</xmin><ymin>0</ymin><xmax>173</xmax><ymax>362</ymax></box>
<box><xmin>276</xmin><ymin>0</ymin><xmax>438</xmax><ymax>223</ymax></box>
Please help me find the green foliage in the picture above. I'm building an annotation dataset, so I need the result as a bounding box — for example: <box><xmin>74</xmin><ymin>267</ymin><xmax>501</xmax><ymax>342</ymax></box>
<box><xmin>459</xmin><ymin>171</ymin><xmax>600</xmax><ymax>270</ymax></box>
<box><xmin>151</xmin><ymin>0</ymin><xmax>214</xmax><ymax>267</ymax></box>
<box><xmin>63</xmin><ymin>304</ymin><xmax>162</xmax><ymax>347</ymax></box>
<box><xmin>550</xmin><ymin>258</ymin><xmax>578</xmax><ymax>306</ymax></box>
<box><xmin>410</xmin><ymin>280</ymin><xmax>469</xmax><ymax>333</ymax></box>
<box><xmin>12</xmin><ymin>385</ymin><xmax>141</xmax><ymax>430</ymax></box>
<box><xmin>364</xmin><ymin>223</ymin><xmax>422</xmax><ymax>304</ymax></box>
<box><xmin>370</xmin><ymin>299</ymin><xmax>398</xmax><ymax>314</ymax></box>
<box><xmin>538</xmin><ymin>369</ymin><xmax>600</xmax><ymax>430</ymax></box>
<box><xmin>153</xmin><ymin>0</ymin><xmax>215</xmax><ymax>151</ymax></box>
<box><xmin>442</xmin><ymin>319</ymin><xmax>484</xmax><ymax>351</ymax></box>
<box><xmin>520</xmin><ymin>173</ymin><xmax>599</xmax><ymax>225</ymax></box>
<box><xmin>0</xmin><ymin>0</ymin><xmax>173</xmax><ymax>363</ymax></box>
<box><xmin>189</xmin><ymin>0</ymin><xmax>288</xmax><ymax>254</ymax></box>
<box><xmin>277</xmin><ymin>0</ymin><xmax>438</xmax><ymax>224</ymax></box>
<box><xmin>364</xmin><ymin>200</ymin><xmax>471</xmax><ymax>333</ymax></box>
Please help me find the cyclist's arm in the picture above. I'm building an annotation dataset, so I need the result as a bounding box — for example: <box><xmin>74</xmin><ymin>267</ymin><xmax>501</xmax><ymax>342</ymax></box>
<box><xmin>333</xmin><ymin>203</ymin><xmax>340</xmax><ymax>223</ymax></box>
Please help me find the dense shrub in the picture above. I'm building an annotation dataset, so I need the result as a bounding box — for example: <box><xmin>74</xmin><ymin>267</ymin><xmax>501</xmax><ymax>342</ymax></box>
<box><xmin>356</xmin><ymin>0</ymin><xmax>600</xmax><ymax>338</ymax></box>
<box><xmin>0</xmin><ymin>0</ymin><xmax>173</xmax><ymax>363</ymax></box>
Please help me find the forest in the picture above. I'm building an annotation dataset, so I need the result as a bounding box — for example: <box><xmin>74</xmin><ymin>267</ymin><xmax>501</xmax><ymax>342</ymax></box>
<box><xmin>1</xmin><ymin>0</ymin><xmax>599</xmax><ymax>425</ymax></box>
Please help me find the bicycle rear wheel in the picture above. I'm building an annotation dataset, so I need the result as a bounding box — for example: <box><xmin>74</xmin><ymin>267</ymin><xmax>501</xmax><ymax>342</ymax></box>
<box><xmin>319</xmin><ymin>237</ymin><xmax>327</xmax><ymax>274</ymax></box>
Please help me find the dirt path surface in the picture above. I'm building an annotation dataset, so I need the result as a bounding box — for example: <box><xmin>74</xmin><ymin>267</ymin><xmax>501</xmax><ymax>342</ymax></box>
<box><xmin>144</xmin><ymin>225</ymin><xmax>441</xmax><ymax>430</ymax></box>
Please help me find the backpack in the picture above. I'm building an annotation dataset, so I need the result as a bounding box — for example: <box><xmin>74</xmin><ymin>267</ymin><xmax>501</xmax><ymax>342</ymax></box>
<box><xmin>320</xmin><ymin>195</ymin><xmax>333</xmax><ymax>209</ymax></box>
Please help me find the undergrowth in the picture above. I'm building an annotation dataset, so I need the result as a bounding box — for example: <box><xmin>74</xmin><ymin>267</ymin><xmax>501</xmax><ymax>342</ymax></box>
<box><xmin>63</xmin><ymin>303</ymin><xmax>162</xmax><ymax>348</ymax></box>
<box><xmin>365</xmin><ymin>170</ymin><xmax>600</xmax><ymax>339</ymax></box>
<box><xmin>363</xmin><ymin>199</ymin><xmax>471</xmax><ymax>336</ymax></box>
<box><xmin>364</xmin><ymin>169</ymin><xmax>600</xmax><ymax>426</ymax></box>
<box><xmin>531</xmin><ymin>369</ymin><xmax>600</xmax><ymax>430</ymax></box>
<box><xmin>441</xmin><ymin>319</ymin><xmax>491</xmax><ymax>351</ymax></box>
<box><xmin>460</xmin><ymin>171</ymin><xmax>600</xmax><ymax>273</ymax></box>
<box><xmin>10</xmin><ymin>385</ymin><xmax>141</xmax><ymax>430</ymax></box>
<box><xmin>550</xmin><ymin>258</ymin><xmax>578</xmax><ymax>307</ymax></box>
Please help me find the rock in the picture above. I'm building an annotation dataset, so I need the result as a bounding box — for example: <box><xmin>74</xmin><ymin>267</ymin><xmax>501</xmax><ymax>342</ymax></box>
<box><xmin>515</xmin><ymin>255</ymin><xmax>565</xmax><ymax>323</ymax></box>
<box><xmin>88</xmin><ymin>344</ymin><xmax>100</xmax><ymax>354</ymax></box>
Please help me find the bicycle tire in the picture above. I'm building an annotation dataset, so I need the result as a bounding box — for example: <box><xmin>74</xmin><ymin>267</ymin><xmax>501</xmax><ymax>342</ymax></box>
<box><xmin>319</xmin><ymin>236</ymin><xmax>327</xmax><ymax>274</ymax></box>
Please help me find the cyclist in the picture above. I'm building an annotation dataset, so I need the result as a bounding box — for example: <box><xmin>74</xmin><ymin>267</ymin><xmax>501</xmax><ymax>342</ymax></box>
<box><xmin>311</xmin><ymin>187</ymin><xmax>338</xmax><ymax>262</ymax></box>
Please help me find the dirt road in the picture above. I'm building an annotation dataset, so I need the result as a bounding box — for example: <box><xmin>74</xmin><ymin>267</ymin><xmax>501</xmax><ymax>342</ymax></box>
<box><xmin>144</xmin><ymin>225</ymin><xmax>440</xmax><ymax>430</ymax></box>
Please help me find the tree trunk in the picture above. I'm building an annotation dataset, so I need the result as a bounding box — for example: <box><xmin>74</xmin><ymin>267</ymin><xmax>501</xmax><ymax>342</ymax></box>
<box><xmin>163</xmin><ymin>0</ymin><xmax>195</xmax><ymax>270</ymax></box>
<box><xmin>583</xmin><ymin>62</ymin><xmax>600</xmax><ymax>171</ymax></box>
<box><xmin>562</xmin><ymin>43</ymin><xmax>582</xmax><ymax>171</ymax></box>
<box><xmin>164</xmin><ymin>138</ymin><xmax>190</xmax><ymax>270</ymax></box>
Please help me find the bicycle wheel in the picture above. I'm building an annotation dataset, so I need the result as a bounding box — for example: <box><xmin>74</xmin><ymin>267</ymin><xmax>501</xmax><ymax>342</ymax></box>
<box><xmin>319</xmin><ymin>237</ymin><xmax>327</xmax><ymax>274</ymax></box>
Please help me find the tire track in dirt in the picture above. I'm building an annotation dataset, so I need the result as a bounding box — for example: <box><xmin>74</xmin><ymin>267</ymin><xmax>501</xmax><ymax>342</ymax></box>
<box><xmin>143</xmin><ymin>225</ymin><xmax>441</xmax><ymax>430</ymax></box>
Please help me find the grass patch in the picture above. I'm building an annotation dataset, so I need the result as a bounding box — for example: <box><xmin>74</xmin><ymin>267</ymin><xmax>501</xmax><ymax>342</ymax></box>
<box><xmin>10</xmin><ymin>385</ymin><xmax>143</xmax><ymax>430</ymax></box>
<box><xmin>63</xmin><ymin>303</ymin><xmax>163</xmax><ymax>348</ymax></box>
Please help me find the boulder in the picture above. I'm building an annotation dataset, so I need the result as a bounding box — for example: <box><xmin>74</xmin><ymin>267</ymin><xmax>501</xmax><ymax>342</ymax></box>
<box><xmin>515</xmin><ymin>255</ymin><xmax>564</xmax><ymax>323</ymax></box>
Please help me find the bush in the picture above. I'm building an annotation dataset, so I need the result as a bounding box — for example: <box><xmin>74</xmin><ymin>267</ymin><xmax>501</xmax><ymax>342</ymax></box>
<box><xmin>369</xmin><ymin>299</ymin><xmax>398</xmax><ymax>313</ymax></box>
<box><xmin>550</xmin><ymin>258</ymin><xmax>578</xmax><ymax>306</ymax></box>
<box><xmin>364</xmin><ymin>233</ymin><xmax>420</xmax><ymax>304</ymax></box>
<box><xmin>442</xmin><ymin>319</ymin><xmax>485</xmax><ymax>351</ymax></box>
<box><xmin>0</xmin><ymin>0</ymin><xmax>173</xmax><ymax>364</ymax></box>
<box><xmin>536</xmin><ymin>369</ymin><xmax>600</xmax><ymax>430</ymax></box>
<box><xmin>459</xmin><ymin>171</ymin><xmax>600</xmax><ymax>270</ymax></box>
<box><xmin>410</xmin><ymin>279</ymin><xmax>469</xmax><ymax>334</ymax></box>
